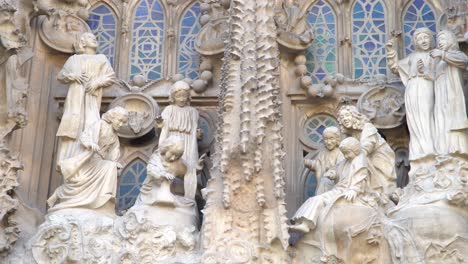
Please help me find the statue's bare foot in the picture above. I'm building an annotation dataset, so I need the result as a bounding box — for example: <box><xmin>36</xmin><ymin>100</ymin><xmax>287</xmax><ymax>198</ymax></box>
<box><xmin>289</xmin><ymin>222</ymin><xmax>310</xmax><ymax>233</ymax></box>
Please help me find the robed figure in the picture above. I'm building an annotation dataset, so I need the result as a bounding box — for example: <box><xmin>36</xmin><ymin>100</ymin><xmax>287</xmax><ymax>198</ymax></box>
<box><xmin>48</xmin><ymin>107</ymin><xmax>128</xmax><ymax>212</ymax></box>
<box><xmin>156</xmin><ymin>81</ymin><xmax>200</xmax><ymax>200</ymax></box>
<box><xmin>56</xmin><ymin>33</ymin><xmax>115</xmax><ymax>167</ymax></box>
<box><xmin>387</xmin><ymin>28</ymin><xmax>435</xmax><ymax>161</ymax></box>
<box><xmin>431</xmin><ymin>30</ymin><xmax>468</xmax><ymax>155</ymax></box>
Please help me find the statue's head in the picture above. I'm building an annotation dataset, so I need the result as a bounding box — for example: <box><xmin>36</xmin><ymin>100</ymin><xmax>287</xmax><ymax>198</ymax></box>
<box><xmin>322</xmin><ymin>126</ymin><xmax>341</xmax><ymax>150</ymax></box>
<box><xmin>169</xmin><ymin>81</ymin><xmax>191</xmax><ymax>107</ymax></box>
<box><xmin>103</xmin><ymin>106</ymin><xmax>129</xmax><ymax>131</ymax></box>
<box><xmin>159</xmin><ymin>136</ymin><xmax>184</xmax><ymax>162</ymax></box>
<box><xmin>73</xmin><ymin>32</ymin><xmax>98</xmax><ymax>54</ymax></box>
<box><xmin>337</xmin><ymin>105</ymin><xmax>368</xmax><ymax>131</ymax></box>
<box><xmin>0</xmin><ymin>0</ymin><xmax>16</xmax><ymax>25</ymax></box>
<box><xmin>412</xmin><ymin>27</ymin><xmax>434</xmax><ymax>51</ymax></box>
<box><xmin>339</xmin><ymin>137</ymin><xmax>361</xmax><ymax>160</ymax></box>
<box><xmin>437</xmin><ymin>30</ymin><xmax>459</xmax><ymax>51</ymax></box>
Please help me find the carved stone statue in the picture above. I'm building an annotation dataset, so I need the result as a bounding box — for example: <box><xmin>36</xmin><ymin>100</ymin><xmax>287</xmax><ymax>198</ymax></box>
<box><xmin>56</xmin><ymin>32</ymin><xmax>115</xmax><ymax>169</ymax></box>
<box><xmin>48</xmin><ymin>106</ymin><xmax>128</xmax><ymax>212</ymax></box>
<box><xmin>430</xmin><ymin>30</ymin><xmax>468</xmax><ymax>155</ymax></box>
<box><xmin>291</xmin><ymin>137</ymin><xmax>370</xmax><ymax>233</ymax></box>
<box><xmin>337</xmin><ymin>105</ymin><xmax>397</xmax><ymax>196</ymax></box>
<box><xmin>137</xmin><ymin>136</ymin><xmax>187</xmax><ymax>206</ymax></box>
<box><xmin>156</xmin><ymin>81</ymin><xmax>200</xmax><ymax>200</ymax></box>
<box><xmin>387</xmin><ymin>28</ymin><xmax>435</xmax><ymax>161</ymax></box>
<box><xmin>304</xmin><ymin>126</ymin><xmax>344</xmax><ymax>195</ymax></box>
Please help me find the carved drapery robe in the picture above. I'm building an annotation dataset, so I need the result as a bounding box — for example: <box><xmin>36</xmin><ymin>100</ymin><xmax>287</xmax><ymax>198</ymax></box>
<box><xmin>159</xmin><ymin>105</ymin><xmax>199</xmax><ymax>200</ymax></box>
<box><xmin>56</xmin><ymin>54</ymin><xmax>115</xmax><ymax>165</ymax></box>
<box><xmin>433</xmin><ymin>50</ymin><xmax>468</xmax><ymax>155</ymax></box>
<box><xmin>305</xmin><ymin>148</ymin><xmax>344</xmax><ymax>195</ymax></box>
<box><xmin>47</xmin><ymin>120</ymin><xmax>120</xmax><ymax>212</ymax></box>
<box><xmin>391</xmin><ymin>51</ymin><xmax>435</xmax><ymax>160</ymax></box>
<box><xmin>359</xmin><ymin>123</ymin><xmax>397</xmax><ymax>195</ymax></box>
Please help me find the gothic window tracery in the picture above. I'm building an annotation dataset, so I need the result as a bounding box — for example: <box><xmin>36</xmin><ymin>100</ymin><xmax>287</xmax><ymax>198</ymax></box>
<box><xmin>352</xmin><ymin>0</ymin><xmax>387</xmax><ymax>79</ymax></box>
<box><xmin>305</xmin><ymin>0</ymin><xmax>337</xmax><ymax>83</ymax></box>
<box><xmin>116</xmin><ymin>158</ymin><xmax>147</xmax><ymax>215</ymax></box>
<box><xmin>130</xmin><ymin>0</ymin><xmax>165</xmax><ymax>80</ymax></box>
<box><xmin>402</xmin><ymin>0</ymin><xmax>437</xmax><ymax>55</ymax></box>
<box><xmin>178</xmin><ymin>2</ymin><xmax>202</xmax><ymax>79</ymax></box>
<box><xmin>87</xmin><ymin>4</ymin><xmax>117</xmax><ymax>66</ymax></box>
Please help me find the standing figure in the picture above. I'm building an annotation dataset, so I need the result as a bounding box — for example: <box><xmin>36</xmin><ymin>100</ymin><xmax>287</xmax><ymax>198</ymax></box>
<box><xmin>337</xmin><ymin>105</ymin><xmax>397</xmax><ymax>195</ymax></box>
<box><xmin>304</xmin><ymin>126</ymin><xmax>344</xmax><ymax>195</ymax></box>
<box><xmin>56</xmin><ymin>32</ymin><xmax>115</xmax><ymax>168</ymax></box>
<box><xmin>48</xmin><ymin>107</ymin><xmax>128</xmax><ymax>212</ymax></box>
<box><xmin>431</xmin><ymin>30</ymin><xmax>468</xmax><ymax>155</ymax></box>
<box><xmin>386</xmin><ymin>28</ymin><xmax>435</xmax><ymax>161</ymax></box>
<box><xmin>156</xmin><ymin>81</ymin><xmax>199</xmax><ymax>200</ymax></box>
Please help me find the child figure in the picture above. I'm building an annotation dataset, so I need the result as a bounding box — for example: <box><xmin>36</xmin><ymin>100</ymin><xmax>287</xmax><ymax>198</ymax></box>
<box><xmin>304</xmin><ymin>126</ymin><xmax>344</xmax><ymax>195</ymax></box>
<box><xmin>137</xmin><ymin>136</ymin><xmax>187</xmax><ymax>206</ymax></box>
<box><xmin>291</xmin><ymin>137</ymin><xmax>370</xmax><ymax>233</ymax></box>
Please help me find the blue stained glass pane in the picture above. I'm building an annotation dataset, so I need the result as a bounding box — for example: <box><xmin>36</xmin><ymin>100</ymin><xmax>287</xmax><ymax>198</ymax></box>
<box><xmin>178</xmin><ymin>2</ymin><xmax>202</xmax><ymax>79</ymax></box>
<box><xmin>304</xmin><ymin>114</ymin><xmax>338</xmax><ymax>144</ymax></box>
<box><xmin>352</xmin><ymin>0</ymin><xmax>387</xmax><ymax>79</ymax></box>
<box><xmin>116</xmin><ymin>159</ymin><xmax>148</xmax><ymax>215</ymax></box>
<box><xmin>305</xmin><ymin>0</ymin><xmax>337</xmax><ymax>83</ymax></box>
<box><xmin>305</xmin><ymin>171</ymin><xmax>317</xmax><ymax>198</ymax></box>
<box><xmin>130</xmin><ymin>0</ymin><xmax>165</xmax><ymax>80</ymax></box>
<box><xmin>402</xmin><ymin>0</ymin><xmax>437</xmax><ymax>55</ymax></box>
<box><xmin>87</xmin><ymin>4</ymin><xmax>116</xmax><ymax>66</ymax></box>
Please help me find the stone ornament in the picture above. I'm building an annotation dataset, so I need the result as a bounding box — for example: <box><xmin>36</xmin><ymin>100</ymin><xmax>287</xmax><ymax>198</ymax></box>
<box><xmin>109</xmin><ymin>93</ymin><xmax>160</xmax><ymax>139</ymax></box>
<box><xmin>275</xmin><ymin>0</ymin><xmax>315</xmax><ymax>51</ymax></box>
<box><xmin>195</xmin><ymin>0</ymin><xmax>229</xmax><ymax>56</ymax></box>
<box><xmin>38</xmin><ymin>14</ymin><xmax>90</xmax><ymax>53</ymax></box>
<box><xmin>357</xmin><ymin>85</ymin><xmax>405</xmax><ymax>129</ymax></box>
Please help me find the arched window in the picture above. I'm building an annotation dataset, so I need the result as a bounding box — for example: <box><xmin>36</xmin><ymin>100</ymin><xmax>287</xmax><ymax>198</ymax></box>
<box><xmin>130</xmin><ymin>0</ymin><xmax>165</xmax><ymax>80</ymax></box>
<box><xmin>87</xmin><ymin>4</ymin><xmax>117</xmax><ymax>66</ymax></box>
<box><xmin>304</xmin><ymin>170</ymin><xmax>318</xmax><ymax>198</ymax></box>
<box><xmin>352</xmin><ymin>0</ymin><xmax>387</xmax><ymax>79</ymax></box>
<box><xmin>306</xmin><ymin>0</ymin><xmax>337</xmax><ymax>83</ymax></box>
<box><xmin>178</xmin><ymin>2</ymin><xmax>202</xmax><ymax>79</ymax></box>
<box><xmin>303</xmin><ymin>114</ymin><xmax>338</xmax><ymax>145</ymax></box>
<box><xmin>116</xmin><ymin>158</ymin><xmax>147</xmax><ymax>215</ymax></box>
<box><xmin>402</xmin><ymin>0</ymin><xmax>437</xmax><ymax>55</ymax></box>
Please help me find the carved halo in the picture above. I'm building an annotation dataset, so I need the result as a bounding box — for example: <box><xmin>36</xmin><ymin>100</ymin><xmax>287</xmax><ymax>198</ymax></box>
<box><xmin>39</xmin><ymin>14</ymin><xmax>91</xmax><ymax>54</ymax></box>
<box><xmin>357</xmin><ymin>85</ymin><xmax>405</xmax><ymax>129</ymax></box>
<box><xmin>109</xmin><ymin>93</ymin><xmax>160</xmax><ymax>139</ymax></box>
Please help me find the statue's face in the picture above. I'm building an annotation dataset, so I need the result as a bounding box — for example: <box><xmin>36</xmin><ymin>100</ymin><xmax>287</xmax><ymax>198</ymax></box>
<box><xmin>437</xmin><ymin>34</ymin><xmax>450</xmax><ymax>51</ymax></box>
<box><xmin>82</xmin><ymin>34</ymin><xmax>98</xmax><ymax>50</ymax></box>
<box><xmin>415</xmin><ymin>33</ymin><xmax>431</xmax><ymax>51</ymax></box>
<box><xmin>342</xmin><ymin>148</ymin><xmax>357</xmax><ymax>161</ymax></box>
<box><xmin>164</xmin><ymin>148</ymin><xmax>182</xmax><ymax>162</ymax></box>
<box><xmin>112</xmin><ymin>115</ymin><xmax>128</xmax><ymax>130</ymax></box>
<box><xmin>339</xmin><ymin>110</ymin><xmax>353</xmax><ymax>129</ymax></box>
<box><xmin>173</xmin><ymin>90</ymin><xmax>189</xmax><ymax>107</ymax></box>
<box><xmin>323</xmin><ymin>133</ymin><xmax>339</xmax><ymax>150</ymax></box>
<box><xmin>0</xmin><ymin>10</ymin><xmax>14</xmax><ymax>25</ymax></box>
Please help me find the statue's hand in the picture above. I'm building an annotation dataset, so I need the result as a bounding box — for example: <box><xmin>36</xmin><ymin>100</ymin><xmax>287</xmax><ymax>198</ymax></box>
<box><xmin>84</xmin><ymin>142</ymin><xmax>100</xmax><ymax>152</ymax></box>
<box><xmin>86</xmin><ymin>80</ymin><xmax>100</xmax><ymax>95</ymax></box>
<box><xmin>116</xmin><ymin>162</ymin><xmax>123</xmax><ymax>169</ymax></box>
<box><xmin>430</xmin><ymin>49</ymin><xmax>444</xmax><ymax>59</ymax></box>
<box><xmin>197</xmin><ymin>153</ymin><xmax>207</xmax><ymax>171</ymax></box>
<box><xmin>324</xmin><ymin>169</ymin><xmax>336</xmax><ymax>180</ymax></box>
<box><xmin>417</xmin><ymin>59</ymin><xmax>425</xmax><ymax>74</ymax></box>
<box><xmin>155</xmin><ymin>115</ymin><xmax>164</xmax><ymax>127</ymax></box>
<box><xmin>344</xmin><ymin>189</ymin><xmax>358</xmax><ymax>202</ymax></box>
<box><xmin>385</xmin><ymin>41</ymin><xmax>395</xmax><ymax>53</ymax></box>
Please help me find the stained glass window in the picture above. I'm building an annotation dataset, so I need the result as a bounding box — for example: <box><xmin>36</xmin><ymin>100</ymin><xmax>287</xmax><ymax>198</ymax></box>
<box><xmin>352</xmin><ymin>0</ymin><xmax>387</xmax><ymax>79</ymax></box>
<box><xmin>116</xmin><ymin>158</ymin><xmax>147</xmax><ymax>215</ymax></box>
<box><xmin>304</xmin><ymin>114</ymin><xmax>338</xmax><ymax>144</ymax></box>
<box><xmin>403</xmin><ymin>0</ymin><xmax>437</xmax><ymax>55</ymax></box>
<box><xmin>87</xmin><ymin>4</ymin><xmax>117</xmax><ymax>66</ymax></box>
<box><xmin>130</xmin><ymin>0</ymin><xmax>165</xmax><ymax>80</ymax></box>
<box><xmin>306</xmin><ymin>0</ymin><xmax>337</xmax><ymax>83</ymax></box>
<box><xmin>178</xmin><ymin>2</ymin><xmax>202</xmax><ymax>79</ymax></box>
